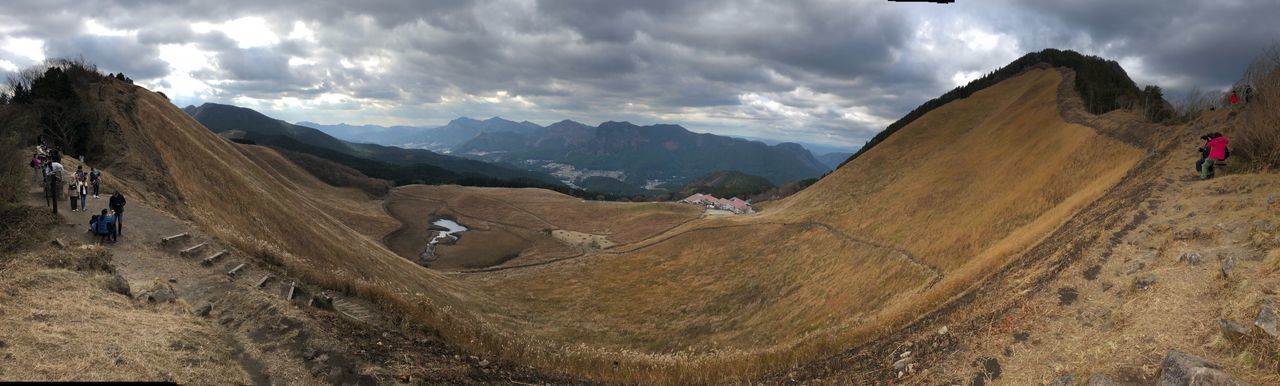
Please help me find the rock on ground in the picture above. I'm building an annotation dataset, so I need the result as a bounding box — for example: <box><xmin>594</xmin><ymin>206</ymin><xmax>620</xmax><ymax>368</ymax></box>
<box><xmin>1157</xmin><ymin>350</ymin><xmax>1242</xmax><ymax>386</ymax></box>
<box><xmin>1134</xmin><ymin>275</ymin><xmax>1156</xmax><ymax>290</ymax></box>
<box><xmin>1218</xmin><ymin>319</ymin><xmax>1250</xmax><ymax>341</ymax></box>
<box><xmin>1178</xmin><ymin>251</ymin><xmax>1202</xmax><ymax>265</ymax></box>
<box><xmin>1255</xmin><ymin>303</ymin><xmax>1278</xmax><ymax>338</ymax></box>
<box><xmin>192</xmin><ymin>301</ymin><xmax>213</xmax><ymax>317</ymax></box>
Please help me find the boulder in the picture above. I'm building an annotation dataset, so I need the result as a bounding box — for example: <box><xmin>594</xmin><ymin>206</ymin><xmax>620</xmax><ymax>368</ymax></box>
<box><xmin>140</xmin><ymin>282</ymin><xmax>177</xmax><ymax>303</ymax></box>
<box><xmin>104</xmin><ymin>273</ymin><xmax>130</xmax><ymax>296</ymax></box>
<box><xmin>1157</xmin><ymin>350</ymin><xmax>1241</xmax><ymax>386</ymax></box>
<box><xmin>1255</xmin><ymin>303</ymin><xmax>1278</xmax><ymax>338</ymax></box>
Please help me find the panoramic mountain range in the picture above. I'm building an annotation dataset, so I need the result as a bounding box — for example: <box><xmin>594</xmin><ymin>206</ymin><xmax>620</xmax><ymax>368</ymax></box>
<box><xmin>183</xmin><ymin>103</ymin><xmax>563</xmax><ymax>188</ymax></box>
<box><xmin>306</xmin><ymin>117</ymin><xmax>830</xmax><ymax>188</ymax></box>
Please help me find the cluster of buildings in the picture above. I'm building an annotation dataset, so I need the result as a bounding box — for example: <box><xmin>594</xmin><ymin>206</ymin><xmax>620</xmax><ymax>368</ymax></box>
<box><xmin>680</xmin><ymin>193</ymin><xmax>754</xmax><ymax>214</ymax></box>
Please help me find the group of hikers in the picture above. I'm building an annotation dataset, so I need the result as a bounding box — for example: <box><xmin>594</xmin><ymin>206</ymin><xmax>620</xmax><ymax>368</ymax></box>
<box><xmin>29</xmin><ymin>135</ymin><xmax>127</xmax><ymax>244</ymax></box>
<box><xmin>1228</xmin><ymin>84</ymin><xmax>1255</xmax><ymax>106</ymax></box>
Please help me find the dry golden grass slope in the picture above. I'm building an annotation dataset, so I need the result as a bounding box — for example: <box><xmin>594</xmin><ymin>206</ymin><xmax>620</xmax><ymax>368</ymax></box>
<box><xmin>85</xmin><ymin>82</ymin><xmax>510</xmax><ymax>363</ymax></box>
<box><xmin>80</xmin><ymin>66</ymin><xmax>1154</xmax><ymax>383</ymax></box>
<box><xmin>370</xmin><ymin>68</ymin><xmax>1149</xmax><ymax>382</ymax></box>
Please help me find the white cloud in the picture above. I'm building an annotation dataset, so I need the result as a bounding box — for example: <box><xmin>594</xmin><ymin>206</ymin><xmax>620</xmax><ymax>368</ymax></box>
<box><xmin>2</xmin><ymin>36</ymin><xmax>44</xmax><ymax>62</ymax></box>
<box><xmin>84</xmin><ymin>19</ymin><xmax>133</xmax><ymax>37</ymax></box>
<box><xmin>287</xmin><ymin>21</ymin><xmax>315</xmax><ymax>42</ymax></box>
<box><xmin>192</xmin><ymin>17</ymin><xmax>280</xmax><ymax>48</ymax></box>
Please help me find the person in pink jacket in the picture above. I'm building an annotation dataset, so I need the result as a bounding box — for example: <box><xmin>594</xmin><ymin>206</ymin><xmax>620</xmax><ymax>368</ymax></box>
<box><xmin>1200</xmin><ymin>133</ymin><xmax>1229</xmax><ymax>179</ymax></box>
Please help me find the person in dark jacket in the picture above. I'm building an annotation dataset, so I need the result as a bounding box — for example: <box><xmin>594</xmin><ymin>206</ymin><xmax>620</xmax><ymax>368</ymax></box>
<box><xmin>1195</xmin><ymin>133</ymin><xmax>1214</xmax><ymax>174</ymax></box>
<box><xmin>1201</xmin><ymin>133</ymin><xmax>1230</xmax><ymax>180</ymax></box>
<box><xmin>95</xmin><ymin>209</ymin><xmax>116</xmax><ymax>243</ymax></box>
<box><xmin>89</xmin><ymin>167</ymin><xmax>101</xmax><ymax>198</ymax></box>
<box><xmin>109</xmin><ymin>191</ymin><xmax>126</xmax><ymax>235</ymax></box>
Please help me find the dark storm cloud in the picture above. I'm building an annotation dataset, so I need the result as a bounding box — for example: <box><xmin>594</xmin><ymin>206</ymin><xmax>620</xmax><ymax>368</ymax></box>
<box><xmin>0</xmin><ymin>0</ymin><xmax>1276</xmax><ymax>147</ymax></box>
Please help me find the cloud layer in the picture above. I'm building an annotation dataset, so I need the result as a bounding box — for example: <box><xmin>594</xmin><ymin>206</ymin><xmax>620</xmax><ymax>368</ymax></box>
<box><xmin>1</xmin><ymin>0</ymin><xmax>1276</xmax><ymax>149</ymax></box>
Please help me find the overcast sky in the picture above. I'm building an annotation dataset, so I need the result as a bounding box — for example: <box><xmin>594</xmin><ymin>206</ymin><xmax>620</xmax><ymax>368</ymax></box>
<box><xmin>0</xmin><ymin>0</ymin><xmax>1276</xmax><ymax>150</ymax></box>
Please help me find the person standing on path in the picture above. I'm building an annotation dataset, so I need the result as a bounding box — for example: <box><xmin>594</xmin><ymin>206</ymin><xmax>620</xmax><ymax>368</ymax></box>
<box><xmin>90</xmin><ymin>167</ymin><xmax>101</xmax><ymax>198</ymax></box>
<box><xmin>48</xmin><ymin>160</ymin><xmax>64</xmax><ymax>214</ymax></box>
<box><xmin>68</xmin><ymin>180</ymin><xmax>78</xmax><ymax>211</ymax></box>
<box><xmin>77</xmin><ymin>179</ymin><xmax>88</xmax><ymax>211</ymax></box>
<box><xmin>1229</xmin><ymin>89</ymin><xmax>1240</xmax><ymax>106</ymax></box>
<box><xmin>109</xmin><ymin>191</ymin><xmax>126</xmax><ymax>236</ymax></box>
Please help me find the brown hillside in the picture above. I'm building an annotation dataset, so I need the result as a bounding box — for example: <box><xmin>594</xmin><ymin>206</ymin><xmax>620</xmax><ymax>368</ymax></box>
<box><xmin>84</xmin><ymin>82</ymin><xmax>499</xmax><ymax>351</ymax></box>
<box><xmin>374</xmin><ymin>67</ymin><xmax>1154</xmax><ymax>382</ymax></box>
<box><xmin>59</xmin><ymin>64</ymin><xmax>1175</xmax><ymax>384</ymax></box>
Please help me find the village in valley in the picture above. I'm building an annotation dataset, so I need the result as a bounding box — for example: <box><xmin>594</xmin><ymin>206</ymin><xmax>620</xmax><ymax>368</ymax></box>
<box><xmin>679</xmin><ymin>193</ymin><xmax>754</xmax><ymax>214</ymax></box>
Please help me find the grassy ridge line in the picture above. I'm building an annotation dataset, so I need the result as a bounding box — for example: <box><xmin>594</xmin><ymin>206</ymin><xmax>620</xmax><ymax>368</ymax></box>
<box><xmin>839</xmin><ymin>49</ymin><xmax>1142</xmax><ymax>169</ymax></box>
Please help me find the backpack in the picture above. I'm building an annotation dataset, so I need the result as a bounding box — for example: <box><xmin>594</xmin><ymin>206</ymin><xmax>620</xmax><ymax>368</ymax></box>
<box><xmin>1224</xmin><ymin>147</ymin><xmax>1231</xmax><ymax>160</ymax></box>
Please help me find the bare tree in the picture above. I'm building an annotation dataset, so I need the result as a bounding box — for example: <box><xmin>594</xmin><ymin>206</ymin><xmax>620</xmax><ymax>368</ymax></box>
<box><xmin>1235</xmin><ymin>43</ymin><xmax>1280</xmax><ymax>169</ymax></box>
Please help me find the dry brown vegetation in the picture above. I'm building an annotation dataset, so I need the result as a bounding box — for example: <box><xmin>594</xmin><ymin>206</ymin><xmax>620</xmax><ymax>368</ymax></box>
<box><xmin>362</xmin><ymin>68</ymin><xmax>1149</xmax><ymax>382</ymax></box>
<box><xmin>0</xmin><ymin>246</ymin><xmax>249</xmax><ymax>383</ymax></box>
<box><xmin>63</xmin><ymin>67</ymin><xmax>1160</xmax><ymax>383</ymax></box>
<box><xmin>1233</xmin><ymin>46</ymin><xmax>1280</xmax><ymax>170</ymax></box>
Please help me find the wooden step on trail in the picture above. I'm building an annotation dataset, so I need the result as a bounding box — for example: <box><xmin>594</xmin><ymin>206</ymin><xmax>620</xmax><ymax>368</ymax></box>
<box><xmin>255</xmin><ymin>274</ymin><xmax>273</xmax><ymax>288</ymax></box>
<box><xmin>179</xmin><ymin>242</ymin><xmax>207</xmax><ymax>256</ymax></box>
<box><xmin>286</xmin><ymin>282</ymin><xmax>297</xmax><ymax>301</ymax></box>
<box><xmin>332</xmin><ymin>297</ymin><xmax>374</xmax><ymax>323</ymax></box>
<box><xmin>160</xmin><ymin>233</ymin><xmax>189</xmax><ymax>245</ymax></box>
<box><xmin>227</xmin><ymin>263</ymin><xmax>246</xmax><ymax>277</ymax></box>
<box><xmin>201</xmin><ymin>250</ymin><xmax>227</xmax><ymax>266</ymax></box>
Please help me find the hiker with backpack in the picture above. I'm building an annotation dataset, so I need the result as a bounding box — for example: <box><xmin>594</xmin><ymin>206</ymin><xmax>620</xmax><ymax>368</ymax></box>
<box><xmin>1199</xmin><ymin>132</ymin><xmax>1230</xmax><ymax>180</ymax></box>
<box><xmin>109</xmin><ymin>191</ymin><xmax>126</xmax><ymax>236</ymax></box>
<box><xmin>90</xmin><ymin>167</ymin><xmax>102</xmax><ymax>198</ymax></box>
